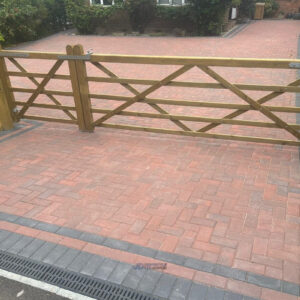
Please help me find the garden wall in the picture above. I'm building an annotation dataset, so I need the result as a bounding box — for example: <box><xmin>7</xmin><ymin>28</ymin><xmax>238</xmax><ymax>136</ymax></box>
<box><xmin>277</xmin><ymin>0</ymin><xmax>300</xmax><ymax>13</ymax></box>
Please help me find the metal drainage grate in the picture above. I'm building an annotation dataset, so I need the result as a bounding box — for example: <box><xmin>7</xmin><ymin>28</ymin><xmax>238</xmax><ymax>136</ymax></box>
<box><xmin>0</xmin><ymin>250</ymin><xmax>159</xmax><ymax>300</ymax></box>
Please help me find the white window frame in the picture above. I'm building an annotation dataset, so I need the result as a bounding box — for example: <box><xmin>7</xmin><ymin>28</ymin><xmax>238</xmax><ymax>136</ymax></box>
<box><xmin>90</xmin><ymin>0</ymin><xmax>115</xmax><ymax>5</ymax></box>
<box><xmin>156</xmin><ymin>0</ymin><xmax>187</xmax><ymax>6</ymax></box>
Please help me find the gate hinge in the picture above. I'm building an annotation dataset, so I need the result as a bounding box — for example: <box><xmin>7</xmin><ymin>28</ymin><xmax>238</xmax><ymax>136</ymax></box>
<box><xmin>289</xmin><ymin>62</ymin><xmax>300</xmax><ymax>69</ymax></box>
<box><xmin>0</xmin><ymin>52</ymin><xmax>29</xmax><ymax>58</ymax></box>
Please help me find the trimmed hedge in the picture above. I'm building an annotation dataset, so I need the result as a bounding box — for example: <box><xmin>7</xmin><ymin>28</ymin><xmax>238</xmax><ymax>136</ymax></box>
<box><xmin>0</xmin><ymin>0</ymin><xmax>67</xmax><ymax>45</ymax></box>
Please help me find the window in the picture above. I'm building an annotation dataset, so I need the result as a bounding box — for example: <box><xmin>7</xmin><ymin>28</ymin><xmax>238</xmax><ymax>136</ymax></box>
<box><xmin>157</xmin><ymin>0</ymin><xmax>187</xmax><ymax>5</ymax></box>
<box><xmin>90</xmin><ymin>0</ymin><xmax>115</xmax><ymax>5</ymax></box>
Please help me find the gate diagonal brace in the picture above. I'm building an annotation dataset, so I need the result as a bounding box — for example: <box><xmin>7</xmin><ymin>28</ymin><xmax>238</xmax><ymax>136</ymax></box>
<box><xmin>17</xmin><ymin>60</ymin><xmax>64</xmax><ymax>119</ymax></box>
<box><xmin>91</xmin><ymin>61</ymin><xmax>192</xmax><ymax>132</ymax></box>
<box><xmin>92</xmin><ymin>64</ymin><xmax>194</xmax><ymax>127</ymax></box>
<box><xmin>197</xmin><ymin>65</ymin><xmax>300</xmax><ymax>140</ymax></box>
<box><xmin>8</xmin><ymin>58</ymin><xmax>76</xmax><ymax>121</ymax></box>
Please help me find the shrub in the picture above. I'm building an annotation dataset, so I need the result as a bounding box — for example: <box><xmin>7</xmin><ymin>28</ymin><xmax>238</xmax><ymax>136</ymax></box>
<box><xmin>0</xmin><ymin>0</ymin><xmax>67</xmax><ymax>45</ymax></box>
<box><xmin>43</xmin><ymin>0</ymin><xmax>67</xmax><ymax>32</ymax></box>
<box><xmin>64</xmin><ymin>0</ymin><xmax>116</xmax><ymax>34</ymax></box>
<box><xmin>125</xmin><ymin>0</ymin><xmax>156</xmax><ymax>33</ymax></box>
<box><xmin>156</xmin><ymin>5</ymin><xmax>190</xmax><ymax>24</ymax></box>
<box><xmin>262</xmin><ymin>0</ymin><xmax>279</xmax><ymax>17</ymax></box>
<box><xmin>158</xmin><ymin>0</ymin><xmax>237</xmax><ymax>36</ymax></box>
<box><xmin>0</xmin><ymin>32</ymin><xmax>4</xmax><ymax>43</ymax></box>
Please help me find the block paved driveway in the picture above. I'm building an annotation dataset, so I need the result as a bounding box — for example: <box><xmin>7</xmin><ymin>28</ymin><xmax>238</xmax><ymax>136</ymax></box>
<box><xmin>0</xmin><ymin>20</ymin><xmax>300</xmax><ymax>299</ymax></box>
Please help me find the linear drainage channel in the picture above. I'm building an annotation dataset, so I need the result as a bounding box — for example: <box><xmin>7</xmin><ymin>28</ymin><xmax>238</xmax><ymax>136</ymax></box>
<box><xmin>0</xmin><ymin>250</ymin><xmax>160</xmax><ymax>300</ymax></box>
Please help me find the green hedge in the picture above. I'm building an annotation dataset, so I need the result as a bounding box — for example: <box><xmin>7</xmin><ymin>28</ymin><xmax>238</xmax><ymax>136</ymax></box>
<box><xmin>64</xmin><ymin>0</ymin><xmax>117</xmax><ymax>34</ymax></box>
<box><xmin>0</xmin><ymin>0</ymin><xmax>67</xmax><ymax>45</ymax></box>
<box><xmin>1</xmin><ymin>0</ymin><xmax>272</xmax><ymax>44</ymax></box>
<box><xmin>66</xmin><ymin>0</ymin><xmax>240</xmax><ymax>36</ymax></box>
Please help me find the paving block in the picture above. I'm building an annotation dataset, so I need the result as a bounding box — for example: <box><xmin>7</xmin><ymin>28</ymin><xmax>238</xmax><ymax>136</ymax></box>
<box><xmin>0</xmin><ymin>230</ymin><xmax>11</xmax><ymax>243</ymax></box>
<box><xmin>80</xmin><ymin>254</ymin><xmax>105</xmax><ymax>277</ymax></box>
<box><xmin>152</xmin><ymin>273</ymin><xmax>176</xmax><ymax>298</ymax></box>
<box><xmin>0</xmin><ymin>212</ymin><xmax>18</xmax><ymax>222</ymax></box>
<box><xmin>247</xmin><ymin>273</ymin><xmax>281</xmax><ymax>291</ymax></box>
<box><xmin>137</xmin><ymin>270</ymin><xmax>162</xmax><ymax>294</ymax></box>
<box><xmin>42</xmin><ymin>244</ymin><xmax>68</xmax><ymax>264</ymax></box>
<box><xmin>79</xmin><ymin>232</ymin><xmax>105</xmax><ymax>245</ymax></box>
<box><xmin>53</xmin><ymin>248</ymin><xmax>80</xmax><ymax>268</ymax></box>
<box><xmin>224</xmin><ymin>292</ymin><xmax>243</xmax><ymax>300</ymax></box>
<box><xmin>205</xmin><ymin>287</ymin><xmax>224</xmax><ymax>300</ymax></box>
<box><xmin>108</xmin><ymin>262</ymin><xmax>132</xmax><ymax>285</ymax></box>
<box><xmin>184</xmin><ymin>258</ymin><xmax>214</xmax><ymax>273</ymax></box>
<box><xmin>155</xmin><ymin>251</ymin><xmax>186</xmax><ymax>265</ymax></box>
<box><xmin>34</xmin><ymin>222</ymin><xmax>60</xmax><ymax>233</ymax></box>
<box><xmin>0</xmin><ymin>233</ymin><xmax>22</xmax><ymax>251</ymax></box>
<box><xmin>214</xmin><ymin>265</ymin><xmax>246</xmax><ymax>281</ymax></box>
<box><xmin>8</xmin><ymin>235</ymin><xmax>34</xmax><ymax>254</ymax></box>
<box><xmin>103</xmin><ymin>238</ymin><xmax>130</xmax><ymax>251</ymax></box>
<box><xmin>15</xmin><ymin>217</ymin><xmax>38</xmax><ymax>228</ymax></box>
<box><xmin>67</xmin><ymin>251</ymin><xmax>92</xmax><ymax>273</ymax></box>
<box><xmin>93</xmin><ymin>258</ymin><xmax>118</xmax><ymax>281</ymax></box>
<box><xmin>188</xmin><ymin>283</ymin><xmax>208</xmax><ymax>300</ymax></box>
<box><xmin>128</xmin><ymin>244</ymin><xmax>157</xmax><ymax>258</ymax></box>
<box><xmin>122</xmin><ymin>267</ymin><xmax>146</xmax><ymax>290</ymax></box>
<box><xmin>170</xmin><ymin>277</ymin><xmax>192</xmax><ymax>300</ymax></box>
<box><xmin>56</xmin><ymin>227</ymin><xmax>82</xmax><ymax>239</ymax></box>
<box><xmin>282</xmin><ymin>281</ymin><xmax>300</xmax><ymax>296</ymax></box>
<box><xmin>30</xmin><ymin>242</ymin><xmax>56</xmax><ymax>261</ymax></box>
<box><xmin>18</xmin><ymin>239</ymin><xmax>45</xmax><ymax>258</ymax></box>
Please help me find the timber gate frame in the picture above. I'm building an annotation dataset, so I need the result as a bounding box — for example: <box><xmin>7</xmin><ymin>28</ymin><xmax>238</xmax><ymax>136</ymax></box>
<box><xmin>0</xmin><ymin>44</ymin><xmax>300</xmax><ymax>146</ymax></box>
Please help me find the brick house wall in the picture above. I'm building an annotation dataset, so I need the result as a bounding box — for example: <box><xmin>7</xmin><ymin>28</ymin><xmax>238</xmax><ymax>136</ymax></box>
<box><xmin>277</xmin><ymin>0</ymin><xmax>300</xmax><ymax>14</ymax></box>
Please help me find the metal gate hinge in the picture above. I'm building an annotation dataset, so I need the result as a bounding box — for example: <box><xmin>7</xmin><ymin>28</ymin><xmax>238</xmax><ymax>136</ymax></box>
<box><xmin>0</xmin><ymin>52</ymin><xmax>29</xmax><ymax>58</ymax></box>
<box><xmin>289</xmin><ymin>62</ymin><xmax>300</xmax><ymax>69</ymax></box>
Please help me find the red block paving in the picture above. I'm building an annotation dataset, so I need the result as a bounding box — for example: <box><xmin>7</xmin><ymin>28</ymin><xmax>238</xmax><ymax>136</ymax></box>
<box><xmin>1</xmin><ymin>20</ymin><xmax>300</xmax><ymax>298</ymax></box>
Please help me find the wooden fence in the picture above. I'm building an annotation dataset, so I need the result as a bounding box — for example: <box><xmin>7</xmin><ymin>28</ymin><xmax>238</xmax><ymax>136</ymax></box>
<box><xmin>0</xmin><ymin>44</ymin><xmax>300</xmax><ymax>146</ymax></box>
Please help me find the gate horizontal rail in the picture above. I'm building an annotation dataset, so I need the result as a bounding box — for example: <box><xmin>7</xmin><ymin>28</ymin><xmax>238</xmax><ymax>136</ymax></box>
<box><xmin>0</xmin><ymin>44</ymin><xmax>299</xmax><ymax>146</ymax></box>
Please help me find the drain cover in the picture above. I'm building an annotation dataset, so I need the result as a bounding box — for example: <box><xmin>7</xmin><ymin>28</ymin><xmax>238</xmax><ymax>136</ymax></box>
<box><xmin>0</xmin><ymin>250</ymin><xmax>160</xmax><ymax>300</ymax></box>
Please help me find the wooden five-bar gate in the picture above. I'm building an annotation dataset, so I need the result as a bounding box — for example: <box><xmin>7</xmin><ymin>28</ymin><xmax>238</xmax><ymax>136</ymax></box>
<box><xmin>0</xmin><ymin>44</ymin><xmax>300</xmax><ymax>146</ymax></box>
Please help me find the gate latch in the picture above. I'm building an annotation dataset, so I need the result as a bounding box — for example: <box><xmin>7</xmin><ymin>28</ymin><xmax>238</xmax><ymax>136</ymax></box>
<box><xmin>289</xmin><ymin>62</ymin><xmax>300</xmax><ymax>69</ymax></box>
<box><xmin>58</xmin><ymin>51</ymin><xmax>93</xmax><ymax>61</ymax></box>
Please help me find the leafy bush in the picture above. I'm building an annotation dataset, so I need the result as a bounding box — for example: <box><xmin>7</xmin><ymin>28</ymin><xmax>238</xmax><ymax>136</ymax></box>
<box><xmin>0</xmin><ymin>0</ymin><xmax>67</xmax><ymax>45</ymax></box>
<box><xmin>261</xmin><ymin>0</ymin><xmax>279</xmax><ymax>17</ymax></box>
<box><xmin>44</xmin><ymin>0</ymin><xmax>67</xmax><ymax>32</ymax></box>
<box><xmin>158</xmin><ymin>0</ymin><xmax>237</xmax><ymax>35</ymax></box>
<box><xmin>125</xmin><ymin>0</ymin><xmax>156</xmax><ymax>33</ymax></box>
<box><xmin>156</xmin><ymin>5</ymin><xmax>191</xmax><ymax>24</ymax></box>
<box><xmin>64</xmin><ymin>0</ymin><xmax>116</xmax><ymax>34</ymax></box>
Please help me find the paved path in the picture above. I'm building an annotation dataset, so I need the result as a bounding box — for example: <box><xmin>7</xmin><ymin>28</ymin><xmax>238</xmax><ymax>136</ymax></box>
<box><xmin>0</xmin><ymin>20</ymin><xmax>300</xmax><ymax>299</ymax></box>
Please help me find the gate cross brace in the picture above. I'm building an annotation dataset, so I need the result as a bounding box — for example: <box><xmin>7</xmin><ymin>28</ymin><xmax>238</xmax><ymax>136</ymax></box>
<box><xmin>91</xmin><ymin>61</ymin><xmax>192</xmax><ymax>132</ymax></box>
<box><xmin>197</xmin><ymin>66</ymin><xmax>300</xmax><ymax>140</ymax></box>
<box><xmin>198</xmin><ymin>78</ymin><xmax>300</xmax><ymax>133</ymax></box>
<box><xmin>92</xmin><ymin>64</ymin><xmax>194</xmax><ymax>127</ymax></box>
<box><xmin>8</xmin><ymin>58</ymin><xmax>76</xmax><ymax>121</ymax></box>
<box><xmin>17</xmin><ymin>60</ymin><xmax>64</xmax><ymax>119</ymax></box>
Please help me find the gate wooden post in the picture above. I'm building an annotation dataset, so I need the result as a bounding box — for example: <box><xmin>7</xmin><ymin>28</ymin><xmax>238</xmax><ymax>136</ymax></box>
<box><xmin>0</xmin><ymin>45</ymin><xmax>16</xmax><ymax>126</ymax></box>
<box><xmin>66</xmin><ymin>44</ymin><xmax>94</xmax><ymax>132</ymax></box>
<box><xmin>0</xmin><ymin>81</ymin><xmax>14</xmax><ymax>131</ymax></box>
